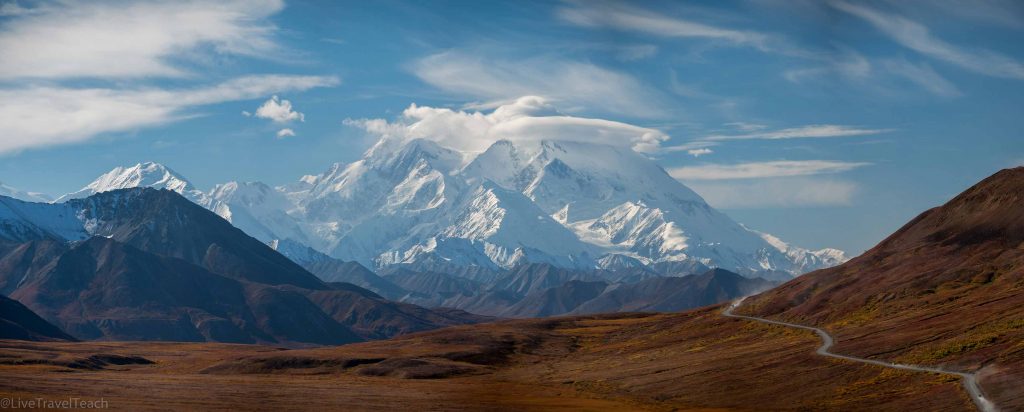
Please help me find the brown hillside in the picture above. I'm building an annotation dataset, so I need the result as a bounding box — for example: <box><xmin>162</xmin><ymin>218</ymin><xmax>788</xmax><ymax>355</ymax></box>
<box><xmin>741</xmin><ymin>167</ymin><xmax>1024</xmax><ymax>407</ymax></box>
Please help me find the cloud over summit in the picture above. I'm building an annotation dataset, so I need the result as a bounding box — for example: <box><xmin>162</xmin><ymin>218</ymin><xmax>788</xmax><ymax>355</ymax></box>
<box><xmin>345</xmin><ymin>96</ymin><xmax>670</xmax><ymax>155</ymax></box>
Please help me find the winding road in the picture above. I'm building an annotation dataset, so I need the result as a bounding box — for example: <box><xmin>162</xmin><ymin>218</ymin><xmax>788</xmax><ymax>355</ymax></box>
<box><xmin>722</xmin><ymin>298</ymin><xmax>997</xmax><ymax>412</ymax></box>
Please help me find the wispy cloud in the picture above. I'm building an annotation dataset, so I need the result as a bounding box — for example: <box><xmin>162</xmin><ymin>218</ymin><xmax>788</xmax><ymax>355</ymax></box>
<box><xmin>723</xmin><ymin>122</ymin><xmax>767</xmax><ymax>132</ymax></box>
<box><xmin>412</xmin><ymin>51</ymin><xmax>668</xmax><ymax>118</ymax></box>
<box><xmin>558</xmin><ymin>3</ymin><xmax>763</xmax><ymax>44</ymax></box>
<box><xmin>784</xmin><ymin>47</ymin><xmax>962</xmax><ymax>98</ymax></box>
<box><xmin>832</xmin><ymin>0</ymin><xmax>1024</xmax><ymax>80</ymax></box>
<box><xmin>0</xmin><ymin>1</ymin><xmax>339</xmax><ymax>155</ymax></box>
<box><xmin>276</xmin><ymin>128</ymin><xmax>296</xmax><ymax>138</ymax></box>
<box><xmin>659</xmin><ymin>141</ymin><xmax>718</xmax><ymax>154</ymax></box>
<box><xmin>0</xmin><ymin>0</ymin><xmax>285</xmax><ymax>80</ymax></box>
<box><xmin>784</xmin><ymin>49</ymin><xmax>872</xmax><ymax>84</ymax></box>
<box><xmin>668</xmin><ymin>160</ymin><xmax>869</xmax><ymax>180</ymax></box>
<box><xmin>0</xmin><ymin>75</ymin><xmax>338</xmax><ymax>155</ymax></box>
<box><xmin>687</xmin><ymin>148</ymin><xmax>713</xmax><ymax>157</ymax></box>
<box><xmin>703</xmin><ymin>125</ymin><xmax>890</xmax><ymax>141</ymax></box>
<box><xmin>557</xmin><ymin>2</ymin><xmax>813</xmax><ymax>58</ymax></box>
<box><xmin>0</xmin><ymin>1</ymin><xmax>37</xmax><ymax>17</ymax></box>
<box><xmin>687</xmin><ymin>177</ymin><xmax>860</xmax><ymax>208</ymax></box>
<box><xmin>882</xmin><ymin>58</ymin><xmax>962</xmax><ymax>97</ymax></box>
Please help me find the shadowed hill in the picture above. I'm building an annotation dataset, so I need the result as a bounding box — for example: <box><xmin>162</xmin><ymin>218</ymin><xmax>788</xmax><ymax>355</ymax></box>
<box><xmin>0</xmin><ymin>295</ymin><xmax>75</xmax><ymax>341</ymax></box>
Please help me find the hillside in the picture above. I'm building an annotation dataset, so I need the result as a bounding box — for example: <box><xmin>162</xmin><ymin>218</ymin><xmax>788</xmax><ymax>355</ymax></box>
<box><xmin>741</xmin><ymin>167</ymin><xmax>1024</xmax><ymax>408</ymax></box>
<box><xmin>0</xmin><ymin>295</ymin><xmax>75</xmax><ymax>341</ymax></box>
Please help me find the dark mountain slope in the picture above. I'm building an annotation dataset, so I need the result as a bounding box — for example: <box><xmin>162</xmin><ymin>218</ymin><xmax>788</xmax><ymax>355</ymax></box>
<box><xmin>7</xmin><ymin>237</ymin><xmax>359</xmax><ymax>345</ymax></box>
<box><xmin>305</xmin><ymin>259</ymin><xmax>405</xmax><ymax>300</ymax></box>
<box><xmin>573</xmin><ymin>269</ymin><xmax>776</xmax><ymax>315</ymax></box>
<box><xmin>68</xmin><ymin>189</ymin><xmax>326</xmax><ymax>290</ymax></box>
<box><xmin>491</xmin><ymin>263</ymin><xmax>603</xmax><ymax>296</ymax></box>
<box><xmin>383</xmin><ymin>268</ymin><xmax>485</xmax><ymax>306</ymax></box>
<box><xmin>271</xmin><ymin>238</ymin><xmax>406</xmax><ymax>300</ymax></box>
<box><xmin>0</xmin><ymin>294</ymin><xmax>75</xmax><ymax>341</ymax></box>
<box><xmin>501</xmin><ymin>280</ymin><xmax>609</xmax><ymax>318</ymax></box>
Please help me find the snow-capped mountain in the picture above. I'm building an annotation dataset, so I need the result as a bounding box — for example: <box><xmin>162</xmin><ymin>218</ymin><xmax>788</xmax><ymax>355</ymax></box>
<box><xmin>0</xmin><ymin>196</ymin><xmax>88</xmax><ymax>242</ymax></box>
<box><xmin>753</xmin><ymin>229</ymin><xmax>848</xmax><ymax>274</ymax></box>
<box><xmin>298</xmin><ymin>138</ymin><xmax>596</xmax><ymax>270</ymax></box>
<box><xmin>51</xmin><ymin>139</ymin><xmax>847</xmax><ymax>279</ymax></box>
<box><xmin>0</xmin><ymin>181</ymin><xmax>51</xmax><ymax>203</ymax></box>
<box><xmin>55</xmin><ymin>162</ymin><xmax>207</xmax><ymax>204</ymax></box>
<box><xmin>205</xmin><ymin>181</ymin><xmax>311</xmax><ymax>246</ymax></box>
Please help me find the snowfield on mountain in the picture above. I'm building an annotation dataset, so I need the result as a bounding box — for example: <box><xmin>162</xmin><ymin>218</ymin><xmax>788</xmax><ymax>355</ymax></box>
<box><xmin>52</xmin><ymin>136</ymin><xmax>846</xmax><ymax>279</ymax></box>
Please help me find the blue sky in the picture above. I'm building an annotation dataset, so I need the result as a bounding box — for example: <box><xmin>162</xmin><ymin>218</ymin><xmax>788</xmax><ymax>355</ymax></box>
<box><xmin>0</xmin><ymin>0</ymin><xmax>1022</xmax><ymax>254</ymax></box>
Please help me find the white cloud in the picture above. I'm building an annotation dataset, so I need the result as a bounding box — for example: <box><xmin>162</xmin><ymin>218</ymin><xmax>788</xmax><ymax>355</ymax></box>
<box><xmin>557</xmin><ymin>2</ymin><xmax>812</xmax><ymax>58</ymax></box>
<box><xmin>784</xmin><ymin>49</ymin><xmax>872</xmax><ymax>84</ymax></box>
<box><xmin>687</xmin><ymin>177</ymin><xmax>860</xmax><ymax>208</ymax></box>
<box><xmin>882</xmin><ymin>59</ymin><xmax>962</xmax><ymax>97</ymax></box>
<box><xmin>412</xmin><ymin>51</ymin><xmax>668</xmax><ymax>118</ymax></box>
<box><xmin>0</xmin><ymin>75</ymin><xmax>338</xmax><ymax>154</ymax></box>
<box><xmin>660</xmin><ymin>141</ymin><xmax>718</xmax><ymax>153</ymax></box>
<box><xmin>558</xmin><ymin>3</ymin><xmax>765</xmax><ymax>46</ymax></box>
<box><xmin>254</xmin><ymin>95</ymin><xmax>304</xmax><ymax>123</ymax></box>
<box><xmin>276</xmin><ymin>128</ymin><xmax>296</xmax><ymax>138</ymax></box>
<box><xmin>783</xmin><ymin>48</ymin><xmax>962</xmax><ymax>98</ymax></box>
<box><xmin>687</xmin><ymin>148</ymin><xmax>713</xmax><ymax>157</ymax></box>
<box><xmin>344</xmin><ymin>96</ymin><xmax>669</xmax><ymax>154</ymax></box>
<box><xmin>704</xmin><ymin>124</ymin><xmax>890</xmax><ymax>141</ymax></box>
<box><xmin>832</xmin><ymin>1</ymin><xmax>1024</xmax><ymax>80</ymax></box>
<box><xmin>0</xmin><ymin>0</ymin><xmax>284</xmax><ymax>80</ymax></box>
<box><xmin>668</xmin><ymin>160</ymin><xmax>869</xmax><ymax>180</ymax></box>
<box><xmin>724</xmin><ymin>122</ymin><xmax>767</xmax><ymax>132</ymax></box>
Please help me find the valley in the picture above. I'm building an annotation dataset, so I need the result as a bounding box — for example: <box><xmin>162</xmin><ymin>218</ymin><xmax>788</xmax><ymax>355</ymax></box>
<box><xmin>0</xmin><ymin>307</ymin><xmax>980</xmax><ymax>411</ymax></box>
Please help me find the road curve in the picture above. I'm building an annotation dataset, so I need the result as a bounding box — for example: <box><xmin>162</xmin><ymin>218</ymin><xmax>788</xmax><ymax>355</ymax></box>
<box><xmin>722</xmin><ymin>298</ymin><xmax>997</xmax><ymax>412</ymax></box>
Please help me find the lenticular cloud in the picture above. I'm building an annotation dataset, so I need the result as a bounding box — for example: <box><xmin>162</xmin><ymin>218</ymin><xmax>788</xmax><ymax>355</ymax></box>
<box><xmin>344</xmin><ymin>96</ymin><xmax>670</xmax><ymax>155</ymax></box>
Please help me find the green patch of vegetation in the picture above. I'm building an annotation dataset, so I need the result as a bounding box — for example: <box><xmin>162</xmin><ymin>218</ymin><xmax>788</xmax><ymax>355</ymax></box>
<box><xmin>929</xmin><ymin>335</ymin><xmax>999</xmax><ymax>360</ymax></box>
<box><xmin>970</xmin><ymin>271</ymin><xmax>995</xmax><ymax>284</ymax></box>
<box><xmin>898</xmin><ymin>316</ymin><xmax>1024</xmax><ymax>364</ymax></box>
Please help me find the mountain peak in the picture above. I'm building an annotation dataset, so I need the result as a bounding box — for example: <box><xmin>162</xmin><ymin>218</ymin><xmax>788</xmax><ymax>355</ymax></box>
<box><xmin>56</xmin><ymin>162</ymin><xmax>204</xmax><ymax>203</ymax></box>
<box><xmin>879</xmin><ymin>166</ymin><xmax>1024</xmax><ymax>250</ymax></box>
<box><xmin>0</xmin><ymin>181</ymin><xmax>52</xmax><ymax>203</ymax></box>
<box><xmin>370</xmin><ymin>138</ymin><xmax>465</xmax><ymax>172</ymax></box>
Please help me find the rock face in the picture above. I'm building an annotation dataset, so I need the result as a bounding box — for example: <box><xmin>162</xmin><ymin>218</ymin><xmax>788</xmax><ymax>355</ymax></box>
<box><xmin>0</xmin><ymin>189</ymin><xmax>486</xmax><ymax>346</ymax></box>
<box><xmin>58</xmin><ymin>137</ymin><xmax>847</xmax><ymax>280</ymax></box>
<box><xmin>742</xmin><ymin>167</ymin><xmax>1024</xmax><ymax>377</ymax></box>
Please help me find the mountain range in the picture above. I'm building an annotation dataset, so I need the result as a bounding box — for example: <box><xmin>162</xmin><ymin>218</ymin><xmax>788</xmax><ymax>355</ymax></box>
<box><xmin>272</xmin><ymin>237</ymin><xmax>774</xmax><ymax>318</ymax></box>
<box><xmin>31</xmin><ymin>137</ymin><xmax>846</xmax><ymax>280</ymax></box>
<box><xmin>0</xmin><ymin>188</ymin><xmax>485</xmax><ymax>346</ymax></box>
<box><xmin>1</xmin><ymin>165</ymin><xmax>1019</xmax><ymax>410</ymax></box>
